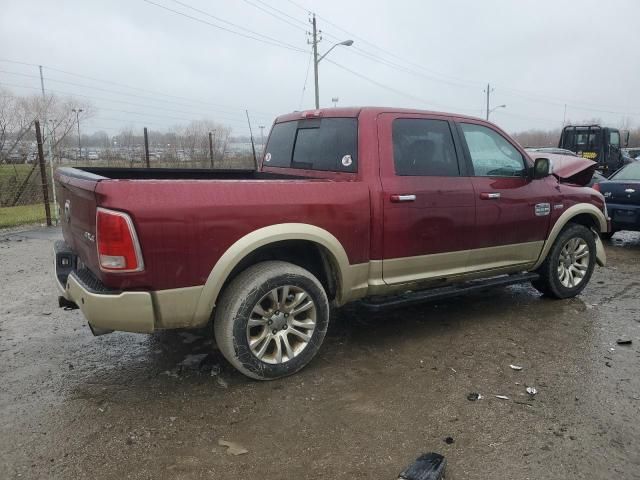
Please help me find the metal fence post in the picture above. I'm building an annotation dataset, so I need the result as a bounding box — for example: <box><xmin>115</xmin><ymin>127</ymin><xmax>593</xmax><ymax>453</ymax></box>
<box><xmin>34</xmin><ymin>120</ymin><xmax>52</xmax><ymax>226</ymax></box>
<box><xmin>209</xmin><ymin>131</ymin><xmax>214</xmax><ymax>168</ymax></box>
<box><xmin>144</xmin><ymin>127</ymin><xmax>150</xmax><ymax>168</ymax></box>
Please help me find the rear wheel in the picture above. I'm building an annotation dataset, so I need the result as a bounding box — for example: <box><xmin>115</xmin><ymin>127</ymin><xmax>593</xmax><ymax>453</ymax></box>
<box><xmin>532</xmin><ymin>224</ymin><xmax>596</xmax><ymax>299</ymax></box>
<box><xmin>214</xmin><ymin>261</ymin><xmax>329</xmax><ymax>380</ymax></box>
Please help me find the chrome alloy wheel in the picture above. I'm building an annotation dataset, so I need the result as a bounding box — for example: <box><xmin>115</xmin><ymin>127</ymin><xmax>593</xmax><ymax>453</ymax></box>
<box><xmin>246</xmin><ymin>285</ymin><xmax>317</xmax><ymax>364</ymax></box>
<box><xmin>557</xmin><ymin>237</ymin><xmax>590</xmax><ymax>288</ymax></box>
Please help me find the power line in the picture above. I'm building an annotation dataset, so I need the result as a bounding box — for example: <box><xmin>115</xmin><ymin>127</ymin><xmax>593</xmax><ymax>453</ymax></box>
<box><xmin>142</xmin><ymin>0</ymin><xmax>306</xmax><ymax>53</ymax></box>
<box><xmin>0</xmin><ymin>82</ymin><xmax>257</xmax><ymax>131</ymax></box>
<box><xmin>298</xmin><ymin>49</ymin><xmax>313</xmax><ymax>109</ymax></box>
<box><xmin>324</xmin><ymin>59</ymin><xmax>474</xmax><ymax>114</ymax></box>
<box><xmin>0</xmin><ymin>58</ymin><xmax>276</xmax><ymax>116</ymax></box>
<box><xmin>281</xmin><ymin>0</ymin><xmax>640</xmax><ymax>116</ymax></box>
<box><xmin>284</xmin><ymin>0</ymin><xmax>481</xmax><ymax>87</ymax></box>
<box><xmin>241</xmin><ymin>0</ymin><xmax>308</xmax><ymax>32</ymax></box>
<box><xmin>0</xmin><ymin>69</ymin><xmax>276</xmax><ymax>121</ymax></box>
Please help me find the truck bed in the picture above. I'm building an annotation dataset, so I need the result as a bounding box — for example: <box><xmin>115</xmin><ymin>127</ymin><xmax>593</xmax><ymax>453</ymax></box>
<box><xmin>70</xmin><ymin>166</ymin><xmax>309</xmax><ymax>181</ymax></box>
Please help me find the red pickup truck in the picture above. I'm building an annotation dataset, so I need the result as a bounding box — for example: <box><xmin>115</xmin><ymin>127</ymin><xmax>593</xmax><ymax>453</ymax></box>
<box><xmin>54</xmin><ymin>107</ymin><xmax>608</xmax><ymax>380</ymax></box>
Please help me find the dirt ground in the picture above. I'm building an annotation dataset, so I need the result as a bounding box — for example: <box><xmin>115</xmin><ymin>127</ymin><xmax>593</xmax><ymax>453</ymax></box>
<box><xmin>1</xmin><ymin>227</ymin><xmax>639</xmax><ymax>480</ymax></box>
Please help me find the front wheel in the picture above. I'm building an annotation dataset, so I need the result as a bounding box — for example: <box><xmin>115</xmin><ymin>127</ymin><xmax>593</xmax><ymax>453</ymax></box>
<box><xmin>214</xmin><ymin>261</ymin><xmax>329</xmax><ymax>380</ymax></box>
<box><xmin>532</xmin><ymin>224</ymin><xmax>597</xmax><ymax>299</ymax></box>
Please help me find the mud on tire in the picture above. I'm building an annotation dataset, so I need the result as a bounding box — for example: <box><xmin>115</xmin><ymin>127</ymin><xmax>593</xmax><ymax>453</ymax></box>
<box><xmin>532</xmin><ymin>223</ymin><xmax>597</xmax><ymax>299</ymax></box>
<box><xmin>213</xmin><ymin>261</ymin><xmax>329</xmax><ymax>380</ymax></box>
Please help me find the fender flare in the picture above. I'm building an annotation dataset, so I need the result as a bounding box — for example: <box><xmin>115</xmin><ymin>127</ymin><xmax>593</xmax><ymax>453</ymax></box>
<box><xmin>192</xmin><ymin>223</ymin><xmax>352</xmax><ymax>325</ymax></box>
<box><xmin>532</xmin><ymin>203</ymin><xmax>607</xmax><ymax>270</ymax></box>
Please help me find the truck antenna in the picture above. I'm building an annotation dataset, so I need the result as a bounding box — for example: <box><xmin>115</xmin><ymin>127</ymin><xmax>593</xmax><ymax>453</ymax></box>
<box><xmin>245</xmin><ymin>109</ymin><xmax>258</xmax><ymax>171</ymax></box>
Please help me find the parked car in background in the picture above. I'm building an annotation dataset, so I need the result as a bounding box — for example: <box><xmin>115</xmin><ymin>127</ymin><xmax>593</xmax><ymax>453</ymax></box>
<box><xmin>88</xmin><ymin>151</ymin><xmax>99</xmax><ymax>160</ymax></box>
<box><xmin>594</xmin><ymin>162</ymin><xmax>640</xmax><ymax>239</ymax></box>
<box><xmin>622</xmin><ymin>147</ymin><xmax>640</xmax><ymax>160</ymax></box>
<box><xmin>589</xmin><ymin>170</ymin><xmax>608</xmax><ymax>188</ymax></box>
<box><xmin>54</xmin><ymin>107</ymin><xmax>608</xmax><ymax>380</ymax></box>
<box><xmin>525</xmin><ymin>147</ymin><xmax>578</xmax><ymax>157</ymax></box>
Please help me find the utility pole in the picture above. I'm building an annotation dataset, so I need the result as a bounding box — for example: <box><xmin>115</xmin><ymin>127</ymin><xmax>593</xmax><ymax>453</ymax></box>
<box><xmin>485</xmin><ymin>83</ymin><xmax>492</xmax><ymax>121</ymax></box>
<box><xmin>310</xmin><ymin>14</ymin><xmax>321</xmax><ymax>109</ymax></box>
<box><xmin>332</xmin><ymin>97</ymin><xmax>339</xmax><ymax>108</ymax></box>
<box><xmin>72</xmin><ymin>108</ymin><xmax>83</xmax><ymax>162</ymax></box>
<box><xmin>258</xmin><ymin>125</ymin><xmax>265</xmax><ymax>147</ymax></box>
<box><xmin>484</xmin><ymin>83</ymin><xmax>505</xmax><ymax>121</ymax></box>
<box><xmin>39</xmin><ymin>66</ymin><xmax>58</xmax><ymax>223</ymax></box>
<box><xmin>563</xmin><ymin>104</ymin><xmax>567</xmax><ymax>126</ymax></box>
<box><xmin>307</xmin><ymin>14</ymin><xmax>353</xmax><ymax>110</ymax></box>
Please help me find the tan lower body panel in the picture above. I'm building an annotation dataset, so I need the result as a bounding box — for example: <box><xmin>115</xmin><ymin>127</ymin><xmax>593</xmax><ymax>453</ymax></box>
<box><xmin>66</xmin><ymin>274</ymin><xmax>155</xmax><ymax>333</ymax></box>
<box><xmin>152</xmin><ymin>286</ymin><xmax>204</xmax><ymax>329</ymax></box>
<box><xmin>64</xmin><ymin>241</ymin><xmax>552</xmax><ymax>332</ymax></box>
<box><xmin>377</xmin><ymin>241</ymin><xmax>544</xmax><ymax>288</ymax></box>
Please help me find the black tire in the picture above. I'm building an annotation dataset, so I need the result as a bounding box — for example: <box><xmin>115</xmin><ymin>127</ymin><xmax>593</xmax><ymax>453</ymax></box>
<box><xmin>532</xmin><ymin>223</ymin><xmax>597</xmax><ymax>299</ymax></box>
<box><xmin>213</xmin><ymin>261</ymin><xmax>329</xmax><ymax>380</ymax></box>
<box><xmin>600</xmin><ymin>231</ymin><xmax>616</xmax><ymax>240</ymax></box>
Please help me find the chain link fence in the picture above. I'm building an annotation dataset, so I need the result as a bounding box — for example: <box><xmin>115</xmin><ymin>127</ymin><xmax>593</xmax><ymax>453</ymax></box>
<box><xmin>0</xmin><ymin>123</ymin><xmax>257</xmax><ymax>229</ymax></box>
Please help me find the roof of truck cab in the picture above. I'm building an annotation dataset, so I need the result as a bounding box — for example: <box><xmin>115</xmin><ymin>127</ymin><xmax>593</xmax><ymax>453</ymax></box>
<box><xmin>274</xmin><ymin>107</ymin><xmax>484</xmax><ymax>123</ymax></box>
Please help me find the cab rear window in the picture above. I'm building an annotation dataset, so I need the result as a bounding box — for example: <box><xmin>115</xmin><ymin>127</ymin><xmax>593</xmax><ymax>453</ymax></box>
<box><xmin>264</xmin><ymin>118</ymin><xmax>358</xmax><ymax>172</ymax></box>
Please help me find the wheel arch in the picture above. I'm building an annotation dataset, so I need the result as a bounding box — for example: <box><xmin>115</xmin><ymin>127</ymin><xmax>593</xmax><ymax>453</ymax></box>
<box><xmin>532</xmin><ymin>203</ymin><xmax>607</xmax><ymax>270</ymax></box>
<box><xmin>193</xmin><ymin>224</ymin><xmax>353</xmax><ymax>326</ymax></box>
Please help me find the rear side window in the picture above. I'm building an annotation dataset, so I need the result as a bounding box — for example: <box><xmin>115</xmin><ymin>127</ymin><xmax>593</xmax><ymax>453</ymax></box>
<box><xmin>264</xmin><ymin>118</ymin><xmax>357</xmax><ymax>172</ymax></box>
<box><xmin>392</xmin><ymin>119</ymin><xmax>459</xmax><ymax>176</ymax></box>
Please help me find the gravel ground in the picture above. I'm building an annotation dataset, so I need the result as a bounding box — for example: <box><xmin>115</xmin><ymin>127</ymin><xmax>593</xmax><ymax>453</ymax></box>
<box><xmin>0</xmin><ymin>227</ymin><xmax>639</xmax><ymax>479</ymax></box>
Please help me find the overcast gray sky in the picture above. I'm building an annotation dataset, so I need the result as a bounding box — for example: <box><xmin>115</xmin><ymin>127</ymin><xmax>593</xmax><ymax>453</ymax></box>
<box><xmin>1</xmin><ymin>0</ymin><xmax>639</xmax><ymax>136</ymax></box>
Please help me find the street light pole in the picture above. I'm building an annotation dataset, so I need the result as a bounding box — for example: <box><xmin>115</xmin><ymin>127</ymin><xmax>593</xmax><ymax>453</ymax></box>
<box><xmin>309</xmin><ymin>13</ymin><xmax>353</xmax><ymax>109</ymax></box>
<box><xmin>488</xmin><ymin>104</ymin><xmax>507</xmax><ymax>120</ymax></box>
<box><xmin>258</xmin><ymin>125</ymin><xmax>265</xmax><ymax>146</ymax></box>
<box><xmin>72</xmin><ymin>108</ymin><xmax>83</xmax><ymax>161</ymax></box>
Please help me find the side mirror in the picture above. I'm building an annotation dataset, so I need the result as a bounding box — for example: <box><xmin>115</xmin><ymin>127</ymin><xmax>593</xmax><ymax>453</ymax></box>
<box><xmin>532</xmin><ymin>157</ymin><xmax>551</xmax><ymax>179</ymax></box>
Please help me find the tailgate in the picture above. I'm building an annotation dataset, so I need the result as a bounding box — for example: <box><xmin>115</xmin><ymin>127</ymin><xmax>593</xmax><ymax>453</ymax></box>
<box><xmin>55</xmin><ymin>168</ymin><xmax>104</xmax><ymax>272</ymax></box>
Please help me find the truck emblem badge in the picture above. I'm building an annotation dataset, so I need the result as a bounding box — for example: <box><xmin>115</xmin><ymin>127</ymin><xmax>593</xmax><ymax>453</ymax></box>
<box><xmin>264</xmin><ymin>152</ymin><xmax>272</xmax><ymax>162</ymax></box>
<box><xmin>341</xmin><ymin>154</ymin><xmax>353</xmax><ymax>167</ymax></box>
<box><xmin>604</xmin><ymin>192</ymin><xmax>612</xmax><ymax>197</ymax></box>
<box><xmin>554</xmin><ymin>204</ymin><xmax>564</xmax><ymax>210</ymax></box>
<box><xmin>625</xmin><ymin>188</ymin><xmax>635</xmax><ymax>193</ymax></box>
<box><xmin>64</xmin><ymin>200</ymin><xmax>71</xmax><ymax>223</ymax></box>
<box><xmin>83</xmin><ymin>231</ymin><xmax>95</xmax><ymax>243</ymax></box>
<box><xmin>535</xmin><ymin>203</ymin><xmax>551</xmax><ymax>216</ymax></box>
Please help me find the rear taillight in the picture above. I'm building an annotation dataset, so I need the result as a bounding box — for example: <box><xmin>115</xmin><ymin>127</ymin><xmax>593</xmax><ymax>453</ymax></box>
<box><xmin>592</xmin><ymin>183</ymin><xmax>600</xmax><ymax>192</ymax></box>
<box><xmin>96</xmin><ymin>207</ymin><xmax>144</xmax><ymax>272</ymax></box>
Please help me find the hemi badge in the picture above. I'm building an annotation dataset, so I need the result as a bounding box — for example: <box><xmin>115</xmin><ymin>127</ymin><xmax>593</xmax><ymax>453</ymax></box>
<box><xmin>554</xmin><ymin>204</ymin><xmax>564</xmax><ymax>210</ymax></box>
<box><xmin>625</xmin><ymin>188</ymin><xmax>635</xmax><ymax>193</ymax></box>
<box><xmin>535</xmin><ymin>203</ymin><xmax>551</xmax><ymax>216</ymax></box>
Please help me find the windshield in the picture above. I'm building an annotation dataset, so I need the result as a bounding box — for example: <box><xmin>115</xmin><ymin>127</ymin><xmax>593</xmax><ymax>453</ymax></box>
<box><xmin>610</xmin><ymin>162</ymin><xmax>640</xmax><ymax>181</ymax></box>
<box><xmin>560</xmin><ymin>128</ymin><xmax>602</xmax><ymax>150</ymax></box>
<box><xmin>264</xmin><ymin>118</ymin><xmax>358</xmax><ymax>172</ymax></box>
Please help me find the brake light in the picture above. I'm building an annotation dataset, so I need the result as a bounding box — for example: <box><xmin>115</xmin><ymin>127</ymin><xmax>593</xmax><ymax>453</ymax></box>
<box><xmin>592</xmin><ymin>183</ymin><xmax>601</xmax><ymax>192</ymax></box>
<box><xmin>96</xmin><ymin>208</ymin><xmax>144</xmax><ymax>272</ymax></box>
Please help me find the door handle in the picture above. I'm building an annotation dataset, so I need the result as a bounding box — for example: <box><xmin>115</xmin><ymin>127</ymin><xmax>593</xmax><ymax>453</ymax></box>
<box><xmin>480</xmin><ymin>192</ymin><xmax>501</xmax><ymax>200</ymax></box>
<box><xmin>390</xmin><ymin>194</ymin><xmax>416</xmax><ymax>203</ymax></box>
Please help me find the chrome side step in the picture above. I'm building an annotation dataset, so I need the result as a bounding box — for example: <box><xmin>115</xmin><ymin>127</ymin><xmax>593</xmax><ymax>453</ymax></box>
<box><xmin>360</xmin><ymin>272</ymin><xmax>539</xmax><ymax>312</ymax></box>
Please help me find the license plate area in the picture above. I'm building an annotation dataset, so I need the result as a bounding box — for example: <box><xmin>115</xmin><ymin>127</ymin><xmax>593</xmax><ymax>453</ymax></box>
<box><xmin>54</xmin><ymin>240</ymin><xmax>78</xmax><ymax>286</ymax></box>
<box><xmin>613</xmin><ymin>209</ymin><xmax>637</xmax><ymax>223</ymax></box>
